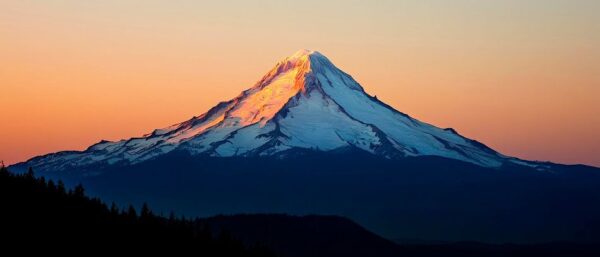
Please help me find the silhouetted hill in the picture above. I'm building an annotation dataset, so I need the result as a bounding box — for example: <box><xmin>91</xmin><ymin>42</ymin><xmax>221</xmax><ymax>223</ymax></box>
<box><xmin>0</xmin><ymin>165</ymin><xmax>273</xmax><ymax>256</ymax></box>
<box><xmin>203</xmin><ymin>214</ymin><xmax>401</xmax><ymax>257</ymax></box>
<box><xmin>201</xmin><ymin>214</ymin><xmax>600</xmax><ymax>257</ymax></box>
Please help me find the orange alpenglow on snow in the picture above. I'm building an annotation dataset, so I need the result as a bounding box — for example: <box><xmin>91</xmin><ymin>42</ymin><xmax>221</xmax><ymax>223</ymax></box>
<box><xmin>228</xmin><ymin>49</ymin><xmax>314</xmax><ymax>126</ymax></box>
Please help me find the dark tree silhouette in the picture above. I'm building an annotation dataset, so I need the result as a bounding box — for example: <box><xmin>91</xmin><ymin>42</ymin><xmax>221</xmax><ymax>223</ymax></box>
<box><xmin>0</xmin><ymin>165</ymin><xmax>275</xmax><ymax>256</ymax></box>
<box><xmin>73</xmin><ymin>183</ymin><xmax>85</xmax><ymax>197</ymax></box>
<box><xmin>110</xmin><ymin>202</ymin><xmax>120</xmax><ymax>215</ymax></box>
<box><xmin>141</xmin><ymin>202</ymin><xmax>153</xmax><ymax>219</ymax></box>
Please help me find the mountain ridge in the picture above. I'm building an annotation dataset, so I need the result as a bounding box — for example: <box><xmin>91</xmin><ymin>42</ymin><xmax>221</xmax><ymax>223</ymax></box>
<box><xmin>14</xmin><ymin>49</ymin><xmax>532</xmax><ymax>173</ymax></box>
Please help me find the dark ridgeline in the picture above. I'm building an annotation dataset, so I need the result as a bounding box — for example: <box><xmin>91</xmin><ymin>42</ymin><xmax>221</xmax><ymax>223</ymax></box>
<box><xmin>2</xmin><ymin>164</ymin><xmax>600</xmax><ymax>256</ymax></box>
<box><xmin>203</xmin><ymin>214</ymin><xmax>403</xmax><ymax>257</ymax></box>
<box><xmin>201</xmin><ymin>214</ymin><xmax>600</xmax><ymax>257</ymax></box>
<box><xmin>0</xmin><ymin>165</ymin><xmax>274</xmax><ymax>256</ymax></box>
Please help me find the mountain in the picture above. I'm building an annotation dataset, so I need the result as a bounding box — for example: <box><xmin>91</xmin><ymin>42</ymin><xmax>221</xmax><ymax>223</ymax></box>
<box><xmin>15</xmin><ymin>49</ymin><xmax>532</xmax><ymax>173</ymax></box>
<box><xmin>9</xmin><ymin>50</ymin><xmax>600</xmax><ymax>244</ymax></box>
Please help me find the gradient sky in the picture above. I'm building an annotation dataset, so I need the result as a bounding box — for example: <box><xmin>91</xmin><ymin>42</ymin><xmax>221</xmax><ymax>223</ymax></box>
<box><xmin>1</xmin><ymin>0</ymin><xmax>599</xmax><ymax>167</ymax></box>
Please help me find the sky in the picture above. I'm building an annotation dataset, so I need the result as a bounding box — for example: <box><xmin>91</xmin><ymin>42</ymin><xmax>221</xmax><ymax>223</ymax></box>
<box><xmin>1</xmin><ymin>0</ymin><xmax>599</xmax><ymax>167</ymax></box>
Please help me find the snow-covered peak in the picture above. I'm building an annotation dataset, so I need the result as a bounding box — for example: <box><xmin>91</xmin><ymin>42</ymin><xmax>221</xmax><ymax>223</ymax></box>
<box><xmin>289</xmin><ymin>49</ymin><xmax>316</xmax><ymax>59</ymax></box>
<box><xmin>17</xmin><ymin>49</ymin><xmax>518</xmax><ymax>173</ymax></box>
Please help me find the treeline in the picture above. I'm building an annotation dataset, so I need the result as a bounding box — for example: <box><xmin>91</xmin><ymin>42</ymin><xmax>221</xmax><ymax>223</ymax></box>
<box><xmin>0</xmin><ymin>165</ymin><xmax>275</xmax><ymax>256</ymax></box>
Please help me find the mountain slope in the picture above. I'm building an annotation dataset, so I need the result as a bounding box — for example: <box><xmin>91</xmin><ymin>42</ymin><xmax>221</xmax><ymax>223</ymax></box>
<box><xmin>17</xmin><ymin>49</ymin><xmax>518</xmax><ymax>173</ymax></box>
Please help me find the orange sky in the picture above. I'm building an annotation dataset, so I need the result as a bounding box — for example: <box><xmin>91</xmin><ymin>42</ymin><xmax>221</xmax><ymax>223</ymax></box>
<box><xmin>1</xmin><ymin>1</ymin><xmax>599</xmax><ymax>167</ymax></box>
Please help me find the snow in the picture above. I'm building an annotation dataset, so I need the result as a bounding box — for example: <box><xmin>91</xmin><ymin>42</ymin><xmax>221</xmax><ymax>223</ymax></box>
<box><xmin>213</xmin><ymin>123</ymin><xmax>273</xmax><ymax>156</ymax></box>
<box><xmin>21</xmin><ymin>49</ymin><xmax>512</xmax><ymax>172</ymax></box>
<box><xmin>166</xmin><ymin>114</ymin><xmax>225</xmax><ymax>143</ymax></box>
<box><xmin>277</xmin><ymin>90</ymin><xmax>380</xmax><ymax>153</ymax></box>
<box><xmin>225</xmin><ymin>49</ymin><xmax>311</xmax><ymax>127</ymax></box>
<box><xmin>309</xmin><ymin>54</ymin><xmax>502</xmax><ymax>166</ymax></box>
<box><xmin>228</xmin><ymin>69</ymin><xmax>303</xmax><ymax>126</ymax></box>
